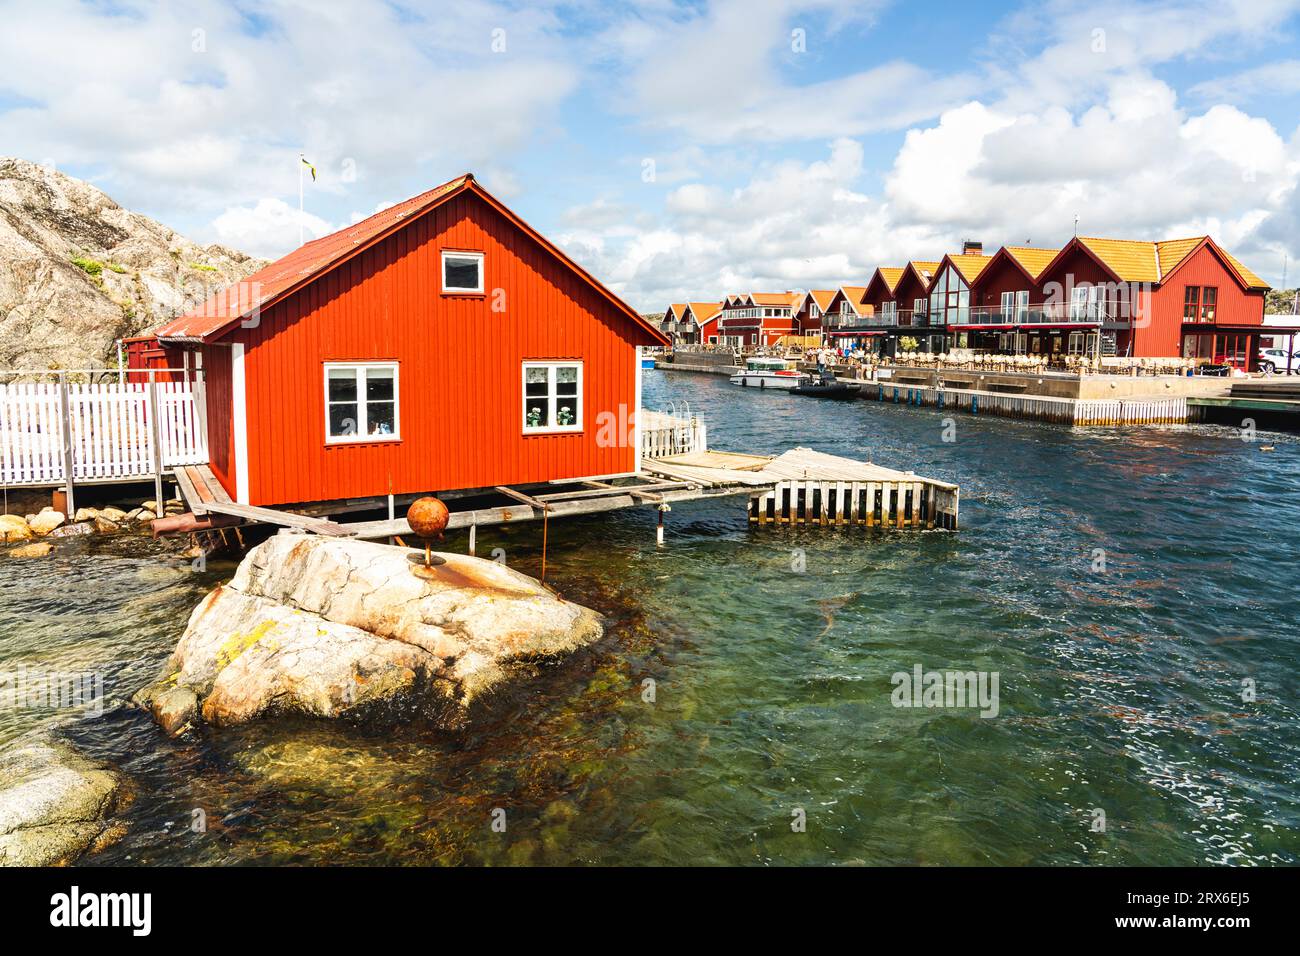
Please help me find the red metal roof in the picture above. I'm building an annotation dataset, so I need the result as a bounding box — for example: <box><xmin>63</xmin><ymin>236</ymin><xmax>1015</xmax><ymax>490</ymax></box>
<box><xmin>155</xmin><ymin>173</ymin><xmax>667</xmax><ymax>346</ymax></box>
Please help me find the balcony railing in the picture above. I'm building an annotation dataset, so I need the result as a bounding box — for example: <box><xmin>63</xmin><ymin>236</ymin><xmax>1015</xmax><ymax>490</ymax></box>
<box><xmin>957</xmin><ymin>304</ymin><xmax>1110</xmax><ymax>326</ymax></box>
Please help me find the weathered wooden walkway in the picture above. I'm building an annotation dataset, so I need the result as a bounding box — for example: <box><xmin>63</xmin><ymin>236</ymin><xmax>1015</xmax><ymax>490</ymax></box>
<box><xmin>165</xmin><ymin>410</ymin><xmax>960</xmax><ymax>540</ymax></box>
<box><xmin>644</xmin><ymin>447</ymin><xmax>959</xmax><ymax>529</ymax></box>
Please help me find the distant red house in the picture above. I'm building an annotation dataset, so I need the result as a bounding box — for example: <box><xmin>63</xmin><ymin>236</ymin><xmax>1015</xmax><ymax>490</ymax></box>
<box><xmin>153</xmin><ymin>173</ymin><xmax>668</xmax><ymax>507</ymax></box>
<box><xmin>683</xmin><ymin>301</ymin><xmax>722</xmax><ymax>344</ymax></box>
<box><xmin>792</xmin><ymin>290</ymin><xmax>837</xmax><ymax>341</ymax></box>
<box><xmin>1030</xmin><ymin>236</ymin><xmax>1269</xmax><ymax>366</ymax></box>
<box><xmin>717</xmin><ymin>292</ymin><xmax>801</xmax><ymax>347</ymax></box>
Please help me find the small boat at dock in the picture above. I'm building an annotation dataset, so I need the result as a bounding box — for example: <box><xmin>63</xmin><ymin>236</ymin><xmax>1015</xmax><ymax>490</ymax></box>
<box><xmin>729</xmin><ymin>357</ymin><xmax>811</xmax><ymax>389</ymax></box>
<box><xmin>792</xmin><ymin>370</ymin><xmax>862</xmax><ymax>400</ymax></box>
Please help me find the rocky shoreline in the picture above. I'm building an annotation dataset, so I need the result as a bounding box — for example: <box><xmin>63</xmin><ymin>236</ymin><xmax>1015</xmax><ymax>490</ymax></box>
<box><xmin>1</xmin><ymin>497</ymin><xmax>186</xmax><ymax>558</ymax></box>
<box><xmin>0</xmin><ymin>738</ymin><xmax>122</xmax><ymax>866</ymax></box>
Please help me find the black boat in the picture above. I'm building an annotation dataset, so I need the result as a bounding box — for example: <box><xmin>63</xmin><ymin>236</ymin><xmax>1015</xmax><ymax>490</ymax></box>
<box><xmin>791</xmin><ymin>370</ymin><xmax>862</xmax><ymax>399</ymax></box>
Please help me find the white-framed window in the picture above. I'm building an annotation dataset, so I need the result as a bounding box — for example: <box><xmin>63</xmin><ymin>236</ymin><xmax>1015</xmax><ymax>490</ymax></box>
<box><xmin>324</xmin><ymin>362</ymin><xmax>399</xmax><ymax>443</ymax></box>
<box><xmin>441</xmin><ymin>250</ymin><xmax>484</xmax><ymax>293</ymax></box>
<box><xmin>523</xmin><ymin>361</ymin><xmax>582</xmax><ymax>433</ymax></box>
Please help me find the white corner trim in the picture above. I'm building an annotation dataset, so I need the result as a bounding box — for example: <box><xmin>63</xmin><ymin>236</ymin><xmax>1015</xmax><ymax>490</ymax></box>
<box><xmin>633</xmin><ymin>345</ymin><xmax>644</xmax><ymax>474</ymax></box>
<box><xmin>231</xmin><ymin>342</ymin><xmax>250</xmax><ymax>505</ymax></box>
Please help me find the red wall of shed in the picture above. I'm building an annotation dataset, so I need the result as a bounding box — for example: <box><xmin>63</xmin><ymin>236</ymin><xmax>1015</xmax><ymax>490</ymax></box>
<box><xmin>230</xmin><ymin>191</ymin><xmax>645</xmax><ymax>506</ymax></box>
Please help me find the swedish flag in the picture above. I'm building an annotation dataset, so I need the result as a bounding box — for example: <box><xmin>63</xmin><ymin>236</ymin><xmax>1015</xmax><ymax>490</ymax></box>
<box><xmin>301</xmin><ymin>156</ymin><xmax>316</xmax><ymax>181</ymax></box>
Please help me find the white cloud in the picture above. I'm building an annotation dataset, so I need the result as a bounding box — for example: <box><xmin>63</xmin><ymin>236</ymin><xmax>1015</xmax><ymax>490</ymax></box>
<box><xmin>212</xmin><ymin>199</ymin><xmax>332</xmax><ymax>257</ymax></box>
<box><xmin>1190</xmin><ymin>59</ymin><xmax>1300</xmax><ymax>102</ymax></box>
<box><xmin>606</xmin><ymin>0</ymin><xmax>974</xmax><ymax>143</ymax></box>
<box><xmin>0</xmin><ymin>0</ymin><xmax>578</xmax><ymax>245</ymax></box>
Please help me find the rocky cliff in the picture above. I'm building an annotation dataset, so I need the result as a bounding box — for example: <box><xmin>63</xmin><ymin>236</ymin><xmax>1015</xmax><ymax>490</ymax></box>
<box><xmin>0</xmin><ymin>158</ymin><xmax>265</xmax><ymax>370</ymax></box>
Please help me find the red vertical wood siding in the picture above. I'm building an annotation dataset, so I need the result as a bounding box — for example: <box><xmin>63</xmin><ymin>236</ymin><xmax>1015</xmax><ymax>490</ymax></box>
<box><xmin>228</xmin><ymin>191</ymin><xmax>644</xmax><ymax>506</ymax></box>
<box><xmin>893</xmin><ymin>271</ymin><xmax>930</xmax><ymax>314</ymax></box>
<box><xmin>972</xmin><ymin>257</ymin><xmax>1044</xmax><ymax>307</ymax></box>
<box><xmin>1146</xmin><ymin>244</ymin><xmax>1266</xmax><ymax>357</ymax></box>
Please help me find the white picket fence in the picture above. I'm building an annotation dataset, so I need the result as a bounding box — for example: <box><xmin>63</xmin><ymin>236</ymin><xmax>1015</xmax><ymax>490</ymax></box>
<box><xmin>0</xmin><ymin>380</ymin><xmax>207</xmax><ymax>485</ymax></box>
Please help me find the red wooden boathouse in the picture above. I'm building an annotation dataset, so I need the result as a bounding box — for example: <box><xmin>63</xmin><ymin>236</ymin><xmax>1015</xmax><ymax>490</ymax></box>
<box><xmin>152</xmin><ymin>173</ymin><xmax>668</xmax><ymax>507</ymax></box>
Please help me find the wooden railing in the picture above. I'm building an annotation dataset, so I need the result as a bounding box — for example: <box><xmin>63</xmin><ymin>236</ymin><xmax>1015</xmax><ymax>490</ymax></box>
<box><xmin>640</xmin><ymin>408</ymin><xmax>708</xmax><ymax>459</ymax></box>
<box><xmin>0</xmin><ymin>372</ymin><xmax>206</xmax><ymax>486</ymax></box>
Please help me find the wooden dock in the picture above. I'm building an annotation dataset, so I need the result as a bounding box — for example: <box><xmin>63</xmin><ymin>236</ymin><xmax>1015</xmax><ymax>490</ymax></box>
<box><xmin>163</xmin><ymin>411</ymin><xmax>959</xmax><ymax>541</ymax></box>
<box><xmin>644</xmin><ymin>447</ymin><xmax>959</xmax><ymax>529</ymax></box>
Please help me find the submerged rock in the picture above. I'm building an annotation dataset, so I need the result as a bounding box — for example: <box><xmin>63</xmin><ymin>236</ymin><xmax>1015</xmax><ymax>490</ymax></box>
<box><xmin>134</xmin><ymin>535</ymin><xmax>604</xmax><ymax>733</ymax></box>
<box><xmin>0</xmin><ymin>740</ymin><xmax>121</xmax><ymax>866</ymax></box>
<box><xmin>8</xmin><ymin>541</ymin><xmax>53</xmax><ymax>558</ymax></box>
<box><xmin>48</xmin><ymin>521</ymin><xmax>93</xmax><ymax>538</ymax></box>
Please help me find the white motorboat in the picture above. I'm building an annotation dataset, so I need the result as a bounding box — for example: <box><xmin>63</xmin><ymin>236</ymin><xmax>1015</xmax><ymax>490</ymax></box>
<box><xmin>729</xmin><ymin>357</ymin><xmax>811</xmax><ymax>389</ymax></box>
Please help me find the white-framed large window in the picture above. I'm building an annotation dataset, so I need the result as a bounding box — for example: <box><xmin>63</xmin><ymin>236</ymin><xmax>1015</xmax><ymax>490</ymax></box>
<box><xmin>523</xmin><ymin>361</ymin><xmax>582</xmax><ymax>434</ymax></box>
<box><xmin>441</xmin><ymin>250</ymin><xmax>484</xmax><ymax>293</ymax></box>
<box><xmin>325</xmin><ymin>362</ymin><xmax>399</xmax><ymax>443</ymax></box>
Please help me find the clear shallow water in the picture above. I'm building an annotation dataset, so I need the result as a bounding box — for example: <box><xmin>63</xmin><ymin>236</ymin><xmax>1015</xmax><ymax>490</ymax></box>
<box><xmin>3</xmin><ymin>369</ymin><xmax>1297</xmax><ymax>865</ymax></box>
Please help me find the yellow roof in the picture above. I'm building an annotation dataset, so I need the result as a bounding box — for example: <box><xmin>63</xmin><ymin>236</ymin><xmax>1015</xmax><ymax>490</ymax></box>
<box><xmin>1221</xmin><ymin>250</ymin><xmax>1268</xmax><ymax>289</ymax></box>
<box><xmin>907</xmin><ymin>260</ymin><xmax>941</xmax><ymax>284</ymax></box>
<box><xmin>796</xmin><ymin>289</ymin><xmax>838</xmax><ymax>312</ymax></box>
<box><xmin>665</xmin><ymin>303</ymin><xmax>689</xmax><ymax>320</ymax></box>
<box><xmin>1076</xmin><ymin>237</ymin><xmax>1162</xmax><ymax>283</ymax></box>
<box><xmin>1002</xmin><ymin>246</ymin><xmax>1059</xmax><ymax>281</ymax></box>
<box><xmin>686</xmin><ymin>301</ymin><xmax>721</xmax><ymax>321</ymax></box>
<box><xmin>946</xmin><ymin>254</ymin><xmax>994</xmax><ymax>284</ymax></box>
<box><xmin>1077</xmin><ymin>235</ymin><xmax>1268</xmax><ymax>289</ymax></box>
<box><xmin>751</xmin><ymin>292</ymin><xmax>796</xmax><ymax>306</ymax></box>
<box><xmin>876</xmin><ymin>267</ymin><xmax>906</xmax><ymax>293</ymax></box>
<box><xmin>1155</xmin><ymin>238</ymin><xmax>1201</xmax><ymax>276</ymax></box>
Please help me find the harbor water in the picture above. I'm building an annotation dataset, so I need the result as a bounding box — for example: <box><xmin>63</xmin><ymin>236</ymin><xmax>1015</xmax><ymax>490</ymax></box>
<box><xmin>1</xmin><ymin>368</ymin><xmax>1296</xmax><ymax>865</ymax></box>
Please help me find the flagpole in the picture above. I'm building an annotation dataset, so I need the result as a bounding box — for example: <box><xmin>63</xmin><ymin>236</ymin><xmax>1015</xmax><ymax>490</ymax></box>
<box><xmin>298</xmin><ymin>152</ymin><xmax>305</xmax><ymax>247</ymax></box>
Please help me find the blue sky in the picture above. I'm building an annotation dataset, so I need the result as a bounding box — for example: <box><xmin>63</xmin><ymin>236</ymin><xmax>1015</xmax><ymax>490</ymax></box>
<box><xmin>2</xmin><ymin>0</ymin><xmax>1299</xmax><ymax>309</ymax></box>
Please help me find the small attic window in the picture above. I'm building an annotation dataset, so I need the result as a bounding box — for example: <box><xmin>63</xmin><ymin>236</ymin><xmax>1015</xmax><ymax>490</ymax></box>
<box><xmin>442</xmin><ymin>250</ymin><xmax>484</xmax><ymax>293</ymax></box>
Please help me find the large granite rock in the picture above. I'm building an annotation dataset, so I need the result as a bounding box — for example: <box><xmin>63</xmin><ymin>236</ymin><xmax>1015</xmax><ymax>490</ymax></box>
<box><xmin>0</xmin><ymin>157</ymin><xmax>265</xmax><ymax>369</ymax></box>
<box><xmin>134</xmin><ymin>535</ymin><xmax>604</xmax><ymax>732</ymax></box>
<box><xmin>0</xmin><ymin>740</ymin><xmax>120</xmax><ymax>866</ymax></box>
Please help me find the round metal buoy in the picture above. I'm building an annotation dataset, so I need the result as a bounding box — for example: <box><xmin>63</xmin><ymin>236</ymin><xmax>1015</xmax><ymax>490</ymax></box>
<box><xmin>407</xmin><ymin>496</ymin><xmax>450</xmax><ymax>575</ymax></box>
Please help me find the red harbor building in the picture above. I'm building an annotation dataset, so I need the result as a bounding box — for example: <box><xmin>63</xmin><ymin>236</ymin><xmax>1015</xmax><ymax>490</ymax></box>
<box><xmin>151</xmin><ymin>173</ymin><xmax>668</xmax><ymax>507</ymax></box>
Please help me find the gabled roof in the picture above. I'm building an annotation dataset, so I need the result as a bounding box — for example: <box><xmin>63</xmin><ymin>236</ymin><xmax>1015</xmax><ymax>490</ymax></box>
<box><xmin>750</xmin><ymin>292</ymin><xmax>798</xmax><ymax>307</ymax></box>
<box><xmin>1158</xmin><ymin>236</ymin><xmax>1268</xmax><ymax>290</ymax></box>
<box><xmin>862</xmin><ymin>267</ymin><xmax>905</xmax><ymax>303</ymax></box>
<box><xmin>827</xmin><ymin>285</ymin><xmax>870</xmax><ymax>315</ymax></box>
<box><xmin>1001</xmin><ymin>245</ymin><xmax>1060</xmax><ymax>282</ymax></box>
<box><xmin>155</xmin><ymin>173</ymin><xmax>668</xmax><ymax>346</ymax></box>
<box><xmin>684</xmin><ymin>301</ymin><xmax>721</xmax><ymax>323</ymax></box>
<box><xmin>877</xmin><ymin>267</ymin><xmax>906</xmax><ymax>294</ymax></box>
<box><xmin>664</xmin><ymin>303</ymin><xmax>689</xmax><ymax>321</ymax></box>
<box><xmin>1076</xmin><ymin>237</ymin><xmax>1163</xmax><ymax>284</ymax></box>
<box><xmin>941</xmin><ymin>253</ymin><xmax>994</xmax><ymax>285</ymax></box>
<box><xmin>796</xmin><ymin>289</ymin><xmax>838</xmax><ymax>313</ymax></box>
<box><xmin>1045</xmin><ymin>235</ymin><xmax>1268</xmax><ymax>291</ymax></box>
<box><xmin>902</xmin><ymin>260</ymin><xmax>941</xmax><ymax>289</ymax></box>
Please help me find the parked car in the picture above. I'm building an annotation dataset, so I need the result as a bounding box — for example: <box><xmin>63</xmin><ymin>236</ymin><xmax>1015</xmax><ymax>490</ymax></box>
<box><xmin>1257</xmin><ymin>348</ymin><xmax>1300</xmax><ymax>374</ymax></box>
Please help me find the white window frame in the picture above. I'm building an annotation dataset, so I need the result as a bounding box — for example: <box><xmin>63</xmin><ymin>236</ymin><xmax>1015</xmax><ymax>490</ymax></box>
<box><xmin>324</xmin><ymin>362</ymin><xmax>400</xmax><ymax>444</ymax></box>
<box><xmin>522</xmin><ymin>360</ymin><xmax>583</xmax><ymax>435</ymax></box>
<box><xmin>441</xmin><ymin>250</ymin><xmax>484</xmax><ymax>293</ymax></box>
